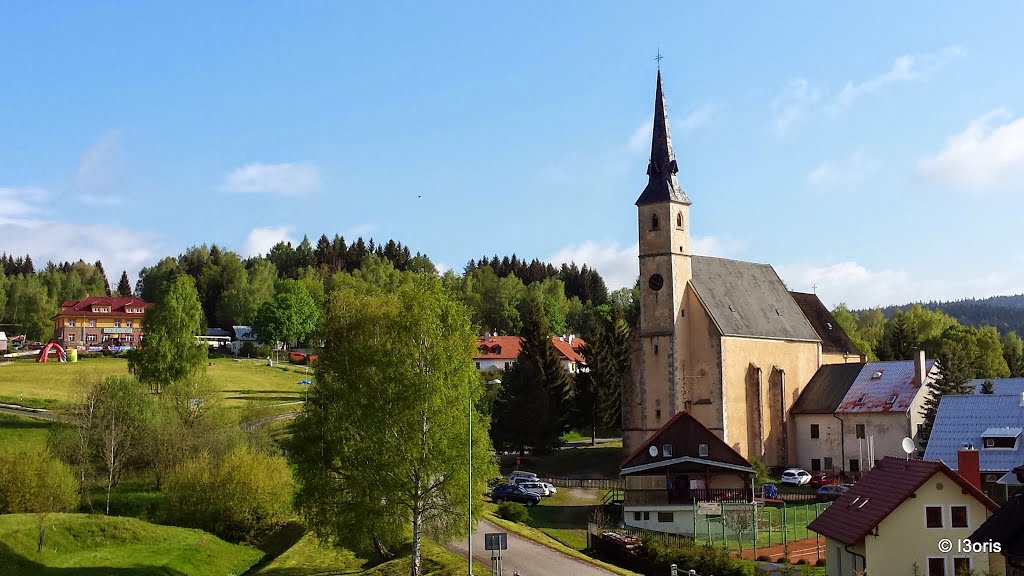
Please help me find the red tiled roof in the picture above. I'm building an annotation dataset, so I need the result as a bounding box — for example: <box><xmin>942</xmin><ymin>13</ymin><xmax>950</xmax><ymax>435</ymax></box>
<box><xmin>836</xmin><ymin>360</ymin><xmax>937</xmax><ymax>414</ymax></box>
<box><xmin>55</xmin><ymin>295</ymin><xmax>154</xmax><ymax>318</ymax></box>
<box><xmin>473</xmin><ymin>335</ymin><xmax>586</xmax><ymax>363</ymax></box>
<box><xmin>808</xmin><ymin>456</ymin><xmax>999</xmax><ymax>546</ymax></box>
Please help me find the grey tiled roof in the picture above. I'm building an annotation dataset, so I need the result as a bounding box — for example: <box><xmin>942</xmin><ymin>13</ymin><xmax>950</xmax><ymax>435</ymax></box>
<box><xmin>923</xmin><ymin>394</ymin><xmax>1024</xmax><ymax>472</ymax></box>
<box><xmin>791</xmin><ymin>363</ymin><xmax>865</xmax><ymax>414</ymax></box>
<box><xmin>689</xmin><ymin>256</ymin><xmax>821</xmax><ymax>342</ymax></box>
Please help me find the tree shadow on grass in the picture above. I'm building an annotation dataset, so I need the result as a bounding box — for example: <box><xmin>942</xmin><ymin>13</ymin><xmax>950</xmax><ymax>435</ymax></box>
<box><xmin>0</xmin><ymin>541</ymin><xmax>188</xmax><ymax>576</ymax></box>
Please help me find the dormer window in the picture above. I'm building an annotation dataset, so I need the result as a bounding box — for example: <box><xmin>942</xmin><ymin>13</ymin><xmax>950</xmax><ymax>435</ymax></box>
<box><xmin>981</xmin><ymin>427</ymin><xmax>1021</xmax><ymax>450</ymax></box>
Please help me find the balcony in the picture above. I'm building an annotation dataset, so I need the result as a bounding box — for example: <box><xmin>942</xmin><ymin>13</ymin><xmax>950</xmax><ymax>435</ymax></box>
<box><xmin>624</xmin><ymin>488</ymin><xmax>753</xmax><ymax>506</ymax></box>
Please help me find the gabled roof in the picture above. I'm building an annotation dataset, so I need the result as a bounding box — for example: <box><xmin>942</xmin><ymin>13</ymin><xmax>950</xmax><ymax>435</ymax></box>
<box><xmin>836</xmin><ymin>359</ymin><xmax>935</xmax><ymax>414</ymax></box>
<box><xmin>472</xmin><ymin>335</ymin><xmax>586</xmax><ymax>363</ymax></box>
<box><xmin>620</xmin><ymin>411</ymin><xmax>752</xmax><ymax>475</ymax></box>
<box><xmin>55</xmin><ymin>295</ymin><xmax>153</xmax><ymax>318</ymax></box>
<box><xmin>689</xmin><ymin>256</ymin><xmax>821</xmax><ymax>342</ymax></box>
<box><xmin>790</xmin><ymin>363</ymin><xmax>866</xmax><ymax>415</ymax></box>
<box><xmin>923</xmin><ymin>394</ymin><xmax>1024</xmax><ymax>473</ymax></box>
<box><xmin>789</xmin><ymin>292</ymin><xmax>861</xmax><ymax>355</ymax></box>
<box><xmin>635</xmin><ymin>70</ymin><xmax>691</xmax><ymax>206</ymax></box>
<box><xmin>808</xmin><ymin>457</ymin><xmax>998</xmax><ymax>546</ymax></box>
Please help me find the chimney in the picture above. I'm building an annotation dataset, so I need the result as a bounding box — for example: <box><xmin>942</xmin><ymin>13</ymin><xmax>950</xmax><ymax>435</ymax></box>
<box><xmin>568</xmin><ymin>334</ymin><xmax>574</xmax><ymax>345</ymax></box>
<box><xmin>957</xmin><ymin>444</ymin><xmax>982</xmax><ymax>491</ymax></box>
<box><xmin>914</xmin><ymin>350</ymin><xmax>927</xmax><ymax>387</ymax></box>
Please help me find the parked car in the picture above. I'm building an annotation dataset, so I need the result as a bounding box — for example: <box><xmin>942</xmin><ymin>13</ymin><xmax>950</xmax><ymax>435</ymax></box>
<box><xmin>816</xmin><ymin>484</ymin><xmax>851</xmax><ymax>502</ymax></box>
<box><xmin>780</xmin><ymin>468</ymin><xmax>812</xmax><ymax>486</ymax></box>
<box><xmin>809</xmin><ymin>472</ymin><xmax>833</xmax><ymax>488</ymax></box>
<box><xmin>510</xmin><ymin>476</ymin><xmax>557</xmax><ymax>495</ymax></box>
<box><xmin>518</xmin><ymin>481</ymin><xmax>551</xmax><ymax>497</ymax></box>
<box><xmin>508</xmin><ymin>470</ymin><xmax>539</xmax><ymax>482</ymax></box>
<box><xmin>491</xmin><ymin>483</ymin><xmax>541</xmax><ymax>506</ymax></box>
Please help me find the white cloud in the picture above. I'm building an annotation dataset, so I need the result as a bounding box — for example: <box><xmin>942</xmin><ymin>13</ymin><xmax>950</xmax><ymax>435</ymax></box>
<box><xmin>777</xmin><ymin>260</ymin><xmax>1024</xmax><ymax>310</ymax></box>
<box><xmin>771</xmin><ymin>78</ymin><xmax>822</xmax><ymax>135</ymax></box>
<box><xmin>918</xmin><ymin>109</ymin><xmax>1024</xmax><ymax>191</ymax></box>
<box><xmin>806</xmin><ymin>153</ymin><xmax>871</xmax><ymax>190</ymax></box>
<box><xmin>222</xmin><ymin>162</ymin><xmax>320</xmax><ymax>196</ymax></box>
<box><xmin>680</xmin><ymin>104</ymin><xmax>714</xmax><ymax>132</ymax></box>
<box><xmin>243</xmin><ymin>226</ymin><xmax>294</xmax><ymax>257</ymax></box>
<box><xmin>73</xmin><ymin>130</ymin><xmax>126</xmax><ymax>205</ymax></box>
<box><xmin>833</xmin><ymin>45</ymin><xmax>963</xmax><ymax>110</ymax></box>
<box><xmin>548</xmin><ymin>236</ymin><xmax>740</xmax><ymax>291</ymax></box>
<box><xmin>0</xmin><ymin>187</ymin><xmax>48</xmax><ymax>221</ymax></box>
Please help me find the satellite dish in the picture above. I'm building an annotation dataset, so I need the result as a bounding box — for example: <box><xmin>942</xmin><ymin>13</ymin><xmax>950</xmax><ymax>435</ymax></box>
<box><xmin>648</xmin><ymin>445</ymin><xmax>659</xmax><ymax>457</ymax></box>
<box><xmin>902</xmin><ymin>437</ymin><xmax>915</xmax><ymax>456</ymax></box>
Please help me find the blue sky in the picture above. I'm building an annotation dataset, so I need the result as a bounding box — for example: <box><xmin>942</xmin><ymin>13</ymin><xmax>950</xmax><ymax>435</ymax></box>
<box><xmin>2</xmin><ymin>2</ymin><xmax>1024</xmax><ymax>308</ymax></box>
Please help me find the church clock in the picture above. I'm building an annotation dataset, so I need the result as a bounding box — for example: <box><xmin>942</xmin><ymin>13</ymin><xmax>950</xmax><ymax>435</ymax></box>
<box><xmin>648</xmin><ymin>273</ymin><xmax>664</xmax><ymax>292</ymax></box>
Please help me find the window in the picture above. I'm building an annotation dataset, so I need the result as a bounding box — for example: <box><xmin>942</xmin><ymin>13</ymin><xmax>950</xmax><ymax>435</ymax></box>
<box><xmin>126</xmin><ymin>321</ymin><xmax>133</xmax><ymax>327</ymax></box>
<box><xmin>856</xmin><ymin>424</ymin><xmax>866</xmax><ymax>439</ymax></box>
<box><xmin>824</xmin><ymin>457</ymin><xmax>833</xmax><ymax>470</ymax></box>
<box><xmin>89</xmin><ymin>320</ymin><xmax>96</xmax><ymax>328</ymax></box>
<box><xmin>810</xmin><ymin>424</ymin><xmax>820</xmax><ymax>439</ymax></box>
<box><xmin>926</xmin><ymin>506</ymin><xmax>943</xmax><ymax>528</ymax></box>
<box><xmin>657</xmin><ymin>512</ymin><xmax>673</xmax><ymax>523</ymax></box>
<box><xmin>67</xmin><ymin>320</ymin><xmax>75</xmax><ymax>327</ymax></box>
<box><xmin>811</xmin><ymin>459</ymin><xmax>821</xmax><ymax>472</ymax></box>
<box><xmin>662</xmin><ymin>444</ymin><xmax>672</xmax><ymax>457</ymax></box>
<box><xmin>653</xmin><ymin>344</ymin><xmax>658</xmax><ymax>355</ymax></box>
<box><xmin>953</xmin><ymin>557</ymin><xmax>971</xmax><ymax>574</ymax></box>
<box><xmin>651</xmin><ymin>213</ymin><xmax>660</xmax><ymax>230</ymax></box>
<box><xmin>125</xmin><ymin>335</ymin><xmax>133</xmax><ymax>343</ymax></box>
<box><xmin>475</xmin><ymin>362</ymin><xmax>480</xmax><ymax>369</ymax></box>
<box><xmin>86</xmin><ymin>334</ymin><xmax>97</xmax><ymax>342</ymax></box>
<box><xmin>633</xmin><ymin>511</ymin><xmax>642</xmax><ymax>521</ymax></box>
<box><xmin>655</xmin><ymin>409</ymin><xmax>661</xmax><ymax>421</ymax></box>
<box><xmin>67</xmin><ymin>333</ymin><xmax>75</xmax><ymax>341</ymax></box>
<box><xmin>643</xmin><ymin>511</ymin><xmax>650</xmax><ymax>520</ymax></box>
<box><xmin>850</xmin><ymin>459</ymin><xmax>860</xmax><ymax>473</ymax></box>
<box><xmin>676</xmin><ymin>212</ymin><xmax>682</xmax><ymax>227</ymax></box>
<box><xmin>982</xmin><ymin>436</ymin><xmax>1017</xmax><ymax>449</ymax></box>
<box><xmin>114</xmin><ymin>321</ymin><xmax>121</xmax><ymax>328</ymax></box>
<box><xmin>927</xmin><ymin>558</ymin><xmax>946</xmax><ymax>576</ymax></box>
<box><xmin>951</xmin><ymin>505</ymin><xmax>968</xmax><ymax>528</ymax></box>
<box><xmin>698</xmin><ymin>443</ymin><xmax>709</xmax><ymax>457</ymax></box>
<box><xmin>504</xmin><ymin>362</ymin><xmax>510</xmax><ymax>370</ymax></box>
<box><xmin>887</xmin><ymin>393</ymin><xmax>898</xmax><ymax>404</ymax></box>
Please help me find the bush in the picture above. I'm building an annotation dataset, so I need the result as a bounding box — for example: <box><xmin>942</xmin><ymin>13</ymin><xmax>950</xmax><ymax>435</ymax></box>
<box><xmin>496</xmin><ymin>502</ymin><xmax>529</xmax><ymax>523</ymax></box>
<box><xmin>796</xmin><ymin>559</ymin><xmax>809</xmax><ymax>565</ymax></box>
<box><xmin>816</xmin><ymin>559</ymin><xmax>826</xmax><ymax>567</ymax></box>
<box><xmin>756</xmin><ymin>555</ymin><xmax>772</xmax><ymax>561</ymax></box>
<box><xmin>776</xmin><ymin>557</ymin><xmax>789</xmax><ymax>563</ymax></box>
<box><xmin>161</xmin><ymin>445</ymin><xmax>293</xmax><ymax>542</ymax></box>
<box><xmin>0</xmin><ymin>448</ymin><xmax>78</xmax><ymax>514</ymax></box>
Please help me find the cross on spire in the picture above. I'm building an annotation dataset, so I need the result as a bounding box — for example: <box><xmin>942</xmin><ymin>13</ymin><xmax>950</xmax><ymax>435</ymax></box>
<box><xmin>655</xmin><ymin>48</ymin><xmax>663</xmax><ymax>69</ymax></box>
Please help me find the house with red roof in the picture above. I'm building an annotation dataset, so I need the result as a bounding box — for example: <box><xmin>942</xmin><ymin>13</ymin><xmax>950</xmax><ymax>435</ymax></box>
<box><xmin>473</xmin><ymin>334</ymin><xmax>586</xmax><ymax>373</ymax></box>
<box><xmin>52</xmin><ymin>295</ymin><xmax>154</xmax><ymax>349</ymax></box>
<box><xmin>808</xmin><ymin>455</ymin><xmax>1002</xmax><ymax>576</ymax></box>
<box><xmin>619</xmin><ymin>410</ymin><xmax>755</xmax><ymax>536</ymax></box>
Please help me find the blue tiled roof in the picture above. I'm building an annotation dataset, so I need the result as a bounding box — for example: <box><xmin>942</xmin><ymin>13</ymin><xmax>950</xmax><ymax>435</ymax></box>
<box><xmin>967</xmin><ymin>378</ymin><xmax>1024</xmax><ymax>396</ymax></box>
<box><xmin>923</xmin><ymin>394</ymin><xmax>1024</xmax><ymax>473</ymax></box>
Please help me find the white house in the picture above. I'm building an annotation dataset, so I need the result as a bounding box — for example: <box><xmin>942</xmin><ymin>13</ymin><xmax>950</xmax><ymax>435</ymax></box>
<box><xmin>473</xmin><ymin>334</ymin><xmax>586</xmax><ymax>373</ymax></box>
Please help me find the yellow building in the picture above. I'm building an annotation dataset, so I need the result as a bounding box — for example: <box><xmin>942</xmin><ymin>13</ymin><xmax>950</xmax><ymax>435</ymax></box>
<box><xmin>52</xmin><ymin>295</ymin><xmax>153</xmax><ymax>349</ymax></box>
<box><xmin>622</xmin><ymin>69</ymin><xmax>861</xmax><ymax>465</ymax></box>
<box><xmin>809</xmin><ymin>456</ymin><xmax>1003</xmax><ymax>576</ymax></box>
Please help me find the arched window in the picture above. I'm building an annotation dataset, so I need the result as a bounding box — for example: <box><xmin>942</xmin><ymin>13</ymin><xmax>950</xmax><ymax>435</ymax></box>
<box><xmin>651</xmin><ymin>213</ymin><xmax>660</xmax><ymax>230</ymax></box>
<box><xmin>676</xmin><ymin>212</ymin><xmax>683</xmax><ymax>227</ymax></box>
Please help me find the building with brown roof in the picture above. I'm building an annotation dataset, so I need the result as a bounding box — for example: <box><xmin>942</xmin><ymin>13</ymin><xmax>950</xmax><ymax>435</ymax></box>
<box><xmin>473</xmin><ymin>334</ymin><xmax>586</xmax><ymax>373</ymax></box>
<box><xmin>808</xmin><ymin>455</ymin><xmax>1001</xmax><ymax>576</ymax></box>
<box><xmin>53</xmin><ymin>295</ymin><xmax>153</xmax><ymax>349</ymax></box>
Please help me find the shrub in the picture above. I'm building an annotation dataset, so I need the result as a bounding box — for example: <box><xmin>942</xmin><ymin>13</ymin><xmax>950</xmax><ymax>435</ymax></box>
<box><xmin>796</xmin><ymin>559</ymin><xmax>809</xmax><ymax>565</ymax></box>
<box><xmin>496</xmin><ymin>502</ymin><xmax>529</xmax><ymax>523</ymax></box>
<box><xmin>756</xmin><ymin>555</ymin><xmax>772</xmax><ymax>561</ymax></box>
<box><xmin>816</xmin><ymin>559</ymin><xmax>826</xmax><ymax>567</ymax></box>
<box><xmin>161</xmin><ymin>445</ymin><xmax>293</xmax><ymax>542</ymax></box>
<box><xmin>0</xmin><ymin>448</ymin><xmax>78</xmax><ymax>514</ymax></box>
<box><xmin>776</xmin><ymin>557</ymin><xmax>789</xmax><ymax>563</ymax></box>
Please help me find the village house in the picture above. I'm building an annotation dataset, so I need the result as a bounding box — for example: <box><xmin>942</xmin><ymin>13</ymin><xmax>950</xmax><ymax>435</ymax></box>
<box><xmin>808</xmin><ymin>455</ymin><xmax>1001</xmax><ymax>576</ymax></box>
<box><xmin>791</xmin><ymin>352</ymin><xmax>937</xmax><ymax>477</ymax></box>
<box><xmin>620</xmin><ymin>410</ymin><xmax>754</xmax><ymax>537</ymax></box>
<box><xmin>971</xmin><ymin>464</ymin><xmax>1024</xmax><ymax>576</ymax></box>
<box><xmin>924</xmin><ymin>391</ymin><xmax>1024</xmax><ymax>503</ymax></box>
<box><xmin>473</xmin><ymin>334</ymin><xmax>586</xmax><ymax>373</ymax></box>
<box><xmin>622</xmin><ymin>68</ymin><xmax>861</xmax><ymax>465</ymax></box>
<box><xmin>52</xmin><ymin>295</ymin><xmax>153</xmax><ymax>349</ymax></box>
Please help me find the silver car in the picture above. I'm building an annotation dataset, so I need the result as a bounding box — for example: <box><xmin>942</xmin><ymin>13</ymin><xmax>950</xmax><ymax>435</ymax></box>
<box><xmin>518</xmin><ymin>481</ymin><xmax>551</xmax><ymax>497</ymax></box>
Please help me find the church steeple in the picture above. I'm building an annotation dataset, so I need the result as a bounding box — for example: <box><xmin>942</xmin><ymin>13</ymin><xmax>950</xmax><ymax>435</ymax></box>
<box><xmin>636</xmin><ymin>70</ymin><xmax>691</xmax><ymax>206</ymax></box>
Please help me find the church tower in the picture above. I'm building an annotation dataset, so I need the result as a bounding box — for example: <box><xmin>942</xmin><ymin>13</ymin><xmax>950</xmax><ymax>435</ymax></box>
<box><xmin>622</xmin><ymin>70</ymin><xmax>694</xmax><ymax>455</ymax></box>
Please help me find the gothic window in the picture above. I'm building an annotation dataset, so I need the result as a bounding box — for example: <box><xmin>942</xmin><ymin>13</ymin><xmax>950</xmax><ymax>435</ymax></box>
<box><xmin>651</xmin><ymin>213</ymin><xmax>660</xmax><ymax>230</ymax></box>
<box><xmin>676</xmin><ymin>212</ymin><xmax>682</xmax><ymax>227</ymax></box>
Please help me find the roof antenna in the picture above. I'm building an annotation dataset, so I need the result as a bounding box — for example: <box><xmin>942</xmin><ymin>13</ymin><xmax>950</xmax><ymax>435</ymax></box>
<box><xmin>654</xmin><ymin>48</ymin><xmax>663</xmax><ymax>70</ymax></box>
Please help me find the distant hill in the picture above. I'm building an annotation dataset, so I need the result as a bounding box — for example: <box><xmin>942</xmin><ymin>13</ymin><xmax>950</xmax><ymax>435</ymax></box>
<box><xmin>866</xmin><ymin>294</ymin><xmax>1024</xmax><ymax>335</ymax></box>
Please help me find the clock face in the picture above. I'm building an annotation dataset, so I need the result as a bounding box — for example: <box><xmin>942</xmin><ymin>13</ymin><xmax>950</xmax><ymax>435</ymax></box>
<box><xmin>648</xmin><ymin>274</ymin><xmax>664</xmax><ymax>292</ymax></box>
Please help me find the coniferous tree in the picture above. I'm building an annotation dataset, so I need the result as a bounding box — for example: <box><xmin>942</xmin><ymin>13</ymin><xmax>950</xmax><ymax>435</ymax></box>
<box><xmin>918</xmin><ymin>340</ymin><xmax>976</xmax><ymax>450</ymax></box>
<box><xmin>491</xmin><ymin>300</ymin><xmax>572</xmax><ymax>455</ymax></box>
<box><xmin>981</xmin><ymin>379</ymin><xmax>995</xmax><ymax>394</ymax></box>
<box><xmin>117</xmin><ymin>271</ymin><xmax>133</xmax><ymax>297</ymax></box>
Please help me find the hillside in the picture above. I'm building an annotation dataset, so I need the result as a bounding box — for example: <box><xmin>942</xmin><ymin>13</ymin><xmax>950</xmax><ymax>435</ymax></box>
<box><xmin>0</xmin><ymin>513</ymin><xmax>262</xmax><ymax>575</ymax></box>
<box><xmin>866</xmin><ymin>294</ymin><xmax>1024</xmax><ymax>335</ymax></box>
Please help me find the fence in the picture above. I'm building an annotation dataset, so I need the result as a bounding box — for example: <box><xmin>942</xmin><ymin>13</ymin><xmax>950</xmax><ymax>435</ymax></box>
<box><xmin>539</xmin><ymin>476</ymin><xmax>624</xmax><ymax>490</ymax></box>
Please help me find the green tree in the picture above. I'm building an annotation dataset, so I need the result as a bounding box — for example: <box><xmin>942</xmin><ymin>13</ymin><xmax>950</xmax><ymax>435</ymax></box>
<box><xmin>524</xmin><ymin>278</ymin><xmax>569</xmax><ymax>336</ymax></box>
<box><xmin>831</xmin><ymin>304</ymin><xmax>878</xmax><ymax>361</ymax></box>
<box><xmin>217</xmin><ymin>258</ymin><xmax>277</xmax><ymax>327</ymax></box>
<box><xmin>252</xmin><ymin>279</ymin><xmax>320</xmax><ymax>353</ymax></box>
<box><xmin>877</xmin><ymin>310</ymin><xmax>921</xmax><ymax>360</ymax></box>
<box><xmin>491</xmin><ymin>300</ymin><xmax>573</xmax><ymax>455</ymax></box>
<box><xmin>116</xmin><ymin>270</ymin><xmax>133</xmax><ymax>297</ymax></box>
<box><xmin>973</xmin><ymin>325</ymin><xmax>1010</xmax><ymax>378</ymax></box>
<box><xmin>919</xmin><ymin>333</ymin><xmax>977</xmax><ymax>449</ymax></box>
<box><xmin>0</xmin><ymin>448</ymin><xmax>78</xmax><ymax>552</ymax></box>
<box><xmin>128</xmin><ymin>275</ymin><xmax>207</xmax><ymax>393</ymax></box>
<box><xmin>1002</xmin><ymin>331</ymin><xmax>1024</xmax><ymax>377</ymax></box>
<box><xmin>4</xmin><ymin>274</ymin><xmax>54</xmax><ymax>340</ymax></box>
<box><xmin>0</xmin><ymin>269</ymin><xmax>7</xmax><ymax>320</ymax></box>
<box><xmin>574</xmin><ymin>310</ymin><xmax>630</xmax><ymax>443</ymax></box>
<box><xmin>980</xmin><ymin>379</ymin><xmax>995</xmax><ymax>394</ymax></box>
<box><xmin>136</xmin><ymin>256</ymin><xmax>181</xmax><ymax>303</ymax></box>
<box><xmin>93</xmin><ymin>376</ymin><xmax>154</xmax><ymax>514</ymax></box>
<box><xmin>292</xmin><ymin>277</ymin><xmax>496</xmax><ymax>573</ymax></box>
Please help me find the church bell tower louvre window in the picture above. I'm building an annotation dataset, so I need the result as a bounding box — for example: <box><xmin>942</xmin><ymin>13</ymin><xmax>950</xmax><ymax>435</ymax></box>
<box><xmin>651</xmin><ymin>213</ymin><xmax>660</xmax><ymax>230</ymax></box>
<box><xmin>676</xmin><ymin>212</ymin><xmax>682</xmax><ymax>228</ymax></box>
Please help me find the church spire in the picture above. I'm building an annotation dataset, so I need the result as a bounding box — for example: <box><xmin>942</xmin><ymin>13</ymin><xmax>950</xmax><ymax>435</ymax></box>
<box><xmin>636</xmin><ymin>69</ymin><xmax>691</xmax><ymax>206</ymax></box>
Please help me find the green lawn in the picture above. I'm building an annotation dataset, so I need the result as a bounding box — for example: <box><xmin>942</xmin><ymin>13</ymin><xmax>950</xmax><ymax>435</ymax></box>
<box><xmin>523</xmin><ymin>488</ymin><xmax>606</xmax><ymax>551</ymax></box>
<box><xmin>0</xmin><ymin>357</ymin><xmax>307</xmax><ymax>411</ymax></box>
<box><xmin>499</xmin><ymin>441</ymin><xmax>624</xmax><ymax>479</ymax></box>
<box><xmin>0</xmin><ymin>513</ymin><xmax>262</xmax><ymax>575</ymax></box>
<box><xmin>253</xmin><ymin>532</ymin><xmax>488</xmax><ymax>576</ymax></box>
<box><xmin>0</xmin><ymin>412</ymin><xmax>65</xmax><ymax>451</ymax></box>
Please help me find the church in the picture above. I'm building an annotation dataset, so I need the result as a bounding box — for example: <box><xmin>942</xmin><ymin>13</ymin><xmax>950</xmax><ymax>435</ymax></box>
<box><xmin>621</xmin><ymin>69</ymin><xmax>863</xmax><ymax>467</ymax></box>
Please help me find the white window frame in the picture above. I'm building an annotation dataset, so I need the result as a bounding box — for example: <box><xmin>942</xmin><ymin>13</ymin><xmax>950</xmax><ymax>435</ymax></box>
<box><xmin>67</xmin><ymin>333</ymin><xmax>75</xmax><ymax>341</ymax></box>
<box><xmin>67</xmin><ymin>320</ymin><xmax>75</xmax><ymax>327</ymax></box>
<box><xmin>950</xmin><ymin>504</ymin><xmax>969</xmax><ymax>529</ymax></box>
<box><xmin>86</xmin><ymin>334</ymin><xmax>97</xmax><ymax>342</ymax></box>
<box><xmin>924</xmin><ymin>504</ymin><xmax>944</xmax><ymax>529</ymax></box>
<box><xmin>925</xmin><ymin>556</ymin><xmax>946</xmax><ymax>576</ymax></box>
<box><xmin>89</xmin><ymin>320</ymin><xmax>96</xmax><ymax>328</ymax></box>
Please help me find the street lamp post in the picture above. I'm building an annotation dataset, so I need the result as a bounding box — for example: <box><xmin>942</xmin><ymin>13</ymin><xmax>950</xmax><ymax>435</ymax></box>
<box><xmin>467</xmin><ymin>378</ymin><xmax>499</xmax><ymax>576</ymax></box>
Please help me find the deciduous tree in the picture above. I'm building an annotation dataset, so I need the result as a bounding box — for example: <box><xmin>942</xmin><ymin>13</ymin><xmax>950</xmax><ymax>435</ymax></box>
<box><xmin>252</xmin><ymin>279</ymin><xmax>320</xmax><ymax>353</ymax></box>
<box><xmin>128</xmin><ymin>275</ymin><xmax>206</xmax><ymax>393</ymax></box>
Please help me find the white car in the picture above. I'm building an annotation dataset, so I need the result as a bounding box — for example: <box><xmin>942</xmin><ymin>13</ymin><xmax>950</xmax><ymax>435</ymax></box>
<box><xmin>508</xmin><ymin>470</ymin><xmax>538</xmax><ymax>482</ymax></box>
<box><xmin>780</xmin><ymin>468</ymin><xmax>812</xmax><ymax>486</ymax></box>
<box><xmin>510</xmin><ymin>476</ymin><xmax>556</xmax><ymax>495</ymax></box>
<box><xmin>518</xmin><ymin>481</ymin><xmax>551</xmax><ymax>497</ymax></box>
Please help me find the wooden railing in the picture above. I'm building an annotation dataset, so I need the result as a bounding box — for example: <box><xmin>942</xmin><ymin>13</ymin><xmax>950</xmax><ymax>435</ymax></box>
<box><xmin>538</xmin><ymin>477</ymin><xmax>624</xmax><ymax>490</ymax></box>
<box><xmin>623</xmin><ymin>488</ymin><xmax>752</xmax><ymax>506</ymax></box>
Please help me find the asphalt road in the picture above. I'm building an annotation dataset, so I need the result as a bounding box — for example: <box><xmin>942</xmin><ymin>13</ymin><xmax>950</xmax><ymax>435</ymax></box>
<box><xmin>0</xmin><ymin>405</ymin><xmax>64</xmax><ymax>422</ymax></box>
<box><xmin>450</xmin><ymin>519</ymin><xmax>619</xmax><ymax>576</ymax></box>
